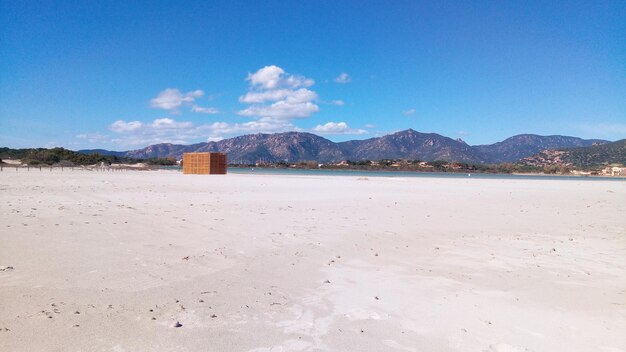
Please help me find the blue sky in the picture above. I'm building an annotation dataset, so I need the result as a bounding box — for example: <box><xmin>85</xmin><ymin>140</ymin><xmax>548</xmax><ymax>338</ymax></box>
<box><xmin>1</xmin><ymin>1</ymin><xmax>625</xmax><ymax>150</ymax></box>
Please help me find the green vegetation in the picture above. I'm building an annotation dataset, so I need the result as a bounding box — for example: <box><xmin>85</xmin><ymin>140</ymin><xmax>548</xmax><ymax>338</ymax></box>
<box><xmin>144</xmin><ymin>157</ymin><xmax>177</xmax><ymax>166</ymax></box>
<box><xmin>0</xmin><ymin>147</ymin><xmax>184</xmax><ymax>168</ymax></box>
<box><xmin>563</xmin><ymin>139</ymin><xmax>626</xmax><ymax>167</ymax></box>
<box><xmin>0</xmin><ymin>147</ymin><xmax>137</xmax><ymax>166</ymax></box>
<box><xmin>520</xmin><ymin>139</ymin><xmax>626</xmax><ymax>169</ymax></box>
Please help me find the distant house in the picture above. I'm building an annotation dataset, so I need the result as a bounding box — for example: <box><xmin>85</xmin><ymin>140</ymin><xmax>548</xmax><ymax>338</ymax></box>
<box><xmin>601</xmin><ymin>166</ymin><xmax>625</xmax><ymax>176</ymax></box>
<box><xmin>182</xmin><ymin>153</ymin><xmax>227</xmax><ymax>175</ymax></box>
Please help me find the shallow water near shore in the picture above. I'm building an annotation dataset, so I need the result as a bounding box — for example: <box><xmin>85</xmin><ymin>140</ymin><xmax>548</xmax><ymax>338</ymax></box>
<box><xmin>228</xmin><ymin>167</ymin><xmax>625</xmax><ymax>181</ymax></box>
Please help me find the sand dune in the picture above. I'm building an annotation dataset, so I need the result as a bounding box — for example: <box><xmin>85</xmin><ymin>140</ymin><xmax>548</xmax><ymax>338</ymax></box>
<box><xmin>0</xmin><ymin>170</ymin><xmax>624</xmax><ymax>351</ymax></box>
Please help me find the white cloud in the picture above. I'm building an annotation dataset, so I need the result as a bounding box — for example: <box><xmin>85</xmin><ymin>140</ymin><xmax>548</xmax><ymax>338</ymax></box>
<box><xmin>238</xmin><ymin>66</ymin><xmax>319</xmax><ymax>121</ymax></box>
<box><xmin>207</xmin><ymin>117</ymin><xmax>298</xmax><ymax>135</ymax></box>
<box><xmin>239</xmin><ymin>101</ymin><xmax>319</xmax><ymax>119</ymax></box>
<box><xmin>107</xmin><ymin>118</ymin><xmax>204</xmax><ymax>146</ymax></box>
<box><xmin>247</xmin><ymin>65</ymin><xmax>284</xmax><ymax>89</ymax></box>
<box><xmin>247</xmin><ymin>65</ymin><xmax>314</xmax><ymax>89</ymax></box>
<box><xmin>150</xmin><ymin>117</ymin><xmax>193</xmax><ymax>129</ymax></box>
<box><xmin>107</xmin><ymin>117</ymin><xmax>300</xmax><ymax>148</ymax></box>
<box><xmin>150</xmin><ymin>88</ymin><xmax>204</xmax><ymax>111</ymax></box>
<box><xmin>239</xmin><ymin>88</ymin><xmax>317</xmax><ymax>104</ymax></box>
<box><xmin>403</xmin><ymin>109</ymin><xmax>416</xmax><ymax>116</ymax></box>
<box><xmin>191</xmin><ymin>105</ymin><xmax>219</xmax><ymax>114</ymax></box>
<box><xmin>329</xmin><ymin>100</ymin><xmax>345</xmax><ymax>106</ymax></box>
<box><xmin>110</xmin><ymin>120</ymin><xmax>143</xmax><ymax>132</ymax></box>
<box><xmin>364</xmin><ymin>124</ymin><xmax>376</xmax><ymax>128</ymax></box>
<box><xmin>311</xmin><ymin>122</ymin><xmax>367</xmax><ymax>135</ymax></box>
<box><xmin>334</xmin><ymin>73</ymin><xmax>351</xmax><ymax>84</ymax></box>
<box><xmin>457</xmin><ymin>130</ymin><xmax>469</xmax><ymax>136</ymax></box>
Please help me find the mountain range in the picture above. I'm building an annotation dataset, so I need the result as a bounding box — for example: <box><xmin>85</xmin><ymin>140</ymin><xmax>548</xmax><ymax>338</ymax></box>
<box><xmin>79</xmin><ymin>129</ymin><xmax>609</xmax><ymax>164</ymax></box>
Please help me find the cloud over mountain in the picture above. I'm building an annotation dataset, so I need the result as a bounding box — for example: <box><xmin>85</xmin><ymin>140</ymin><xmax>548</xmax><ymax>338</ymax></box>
<box><xmin>87</xmin><ymin>66</ymin><xmax>365</xmax><ymax>147</ymax></box>
<box><xmin>312</xmin><ymin>122</ymin><xmax>367</xmax><ymax>135</ymax></box>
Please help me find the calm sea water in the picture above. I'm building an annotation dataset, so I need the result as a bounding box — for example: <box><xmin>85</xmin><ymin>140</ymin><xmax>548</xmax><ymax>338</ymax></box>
<box><xmin>223</xmin><ymin>167</ymin><xmax>624</xmax><ymax>182</ymax></box>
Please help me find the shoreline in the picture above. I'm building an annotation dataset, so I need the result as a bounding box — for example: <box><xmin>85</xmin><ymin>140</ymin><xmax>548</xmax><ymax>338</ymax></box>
<box><xmin>2</xmin><ymin>163</ymin><xmax>625</xmax><ymax>180</ymax></box>
<box><xmin>229</xmin><ymin>166</ymin><xmax>626</xmax><ymax>180</ymax></box>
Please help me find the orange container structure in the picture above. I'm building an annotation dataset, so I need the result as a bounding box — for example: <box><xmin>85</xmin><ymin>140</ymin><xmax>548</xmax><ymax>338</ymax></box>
<box><xmin>182</xmin><ymin>152</ymin><xmax>227</xmax><ymax>174</ymax></box>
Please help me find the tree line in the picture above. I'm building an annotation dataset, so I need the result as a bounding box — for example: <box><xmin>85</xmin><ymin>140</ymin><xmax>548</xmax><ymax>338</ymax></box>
<box><xmin>0</xmin><ymin>147</ymin><xmax>177</xmax><ymax>166</ymax></box>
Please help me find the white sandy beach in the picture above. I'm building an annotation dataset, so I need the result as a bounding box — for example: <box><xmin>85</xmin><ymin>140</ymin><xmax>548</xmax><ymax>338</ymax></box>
<box><xmin>0</xmin><ymin>170</ymin><xmax>624</xmax><ymax>352</ymax></box>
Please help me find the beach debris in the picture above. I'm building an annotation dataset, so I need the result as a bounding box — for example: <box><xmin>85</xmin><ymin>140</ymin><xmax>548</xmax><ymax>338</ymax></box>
<box><xmin>0</xmin><ymin>266</ymin><xmax>14</xmax><ymax>272</ymax></box>
<box><xmin>173</xmin><ymin>321</ymin><xmax>183</xmax><ymax>328</ymax></box>
<box><xmin>182</xmin><ymin>256</ymin><xmax>190</xmax><ymax>261</ymax></box>
<box><xmin>324</xmin><ymin>280</ymin><xmax>331</xmax><ymax>284</ymax></box>
<box><xmin>211</xmin><ymin>314</ymin><xmax>217</xmax><ymax>318</ymax></box>
<box><xmin>374</xmin><ymin>296</ymin><xmax>379</xmax><ymax>300</ymax></box>
<box><xmin>74</xmin><ymin>311</ymin><xmax>80</xmax><ymax>314</ymax></box>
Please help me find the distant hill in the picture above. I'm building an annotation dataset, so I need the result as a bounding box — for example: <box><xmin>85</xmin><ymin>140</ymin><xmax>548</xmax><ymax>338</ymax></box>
<box><xmin>338</xmin><ymin>129</ymin><xmax>479</xmax><ymax>163</ymax></box>
<box><xmin>78</xmin><ymin>149</ymin><xmax>128</xmax><ymax>157</ymax></box>
<box><xmin>208</xmin><ymin>132</ymin><xmax>346</xmax><ymax>164</ymax></box>
<box><xmin>70</xmin><ymin>130</ymin><xmax>613</xmax><ymax>164</ymax></box>
<box><xmin>473</xmin><ymin>134</ymin><xmax>607</xmax><ymax>163</ymax></box>
<box><xmin>521</xmin><ymin>139</ymin><xmax>626</xmax><ymax>168</ymax></box>
<box><xmin>123</xmin><ymin>143</ymin><xmax>207</xmax><ymax>159</ymax></box>
<box><xmin>119</xmin><ymin>133</ymin><xmax>346</xmax><ymax>163</ymax></box>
